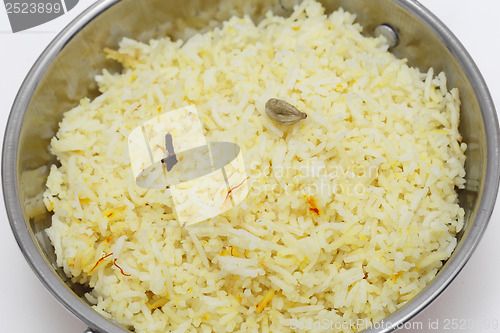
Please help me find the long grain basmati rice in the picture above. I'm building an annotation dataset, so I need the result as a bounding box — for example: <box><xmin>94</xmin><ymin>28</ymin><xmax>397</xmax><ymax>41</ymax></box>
<box><xmin>44</xmin><ymin>1</ymin><xmax>467</xmax><ymax>332</ymax></box>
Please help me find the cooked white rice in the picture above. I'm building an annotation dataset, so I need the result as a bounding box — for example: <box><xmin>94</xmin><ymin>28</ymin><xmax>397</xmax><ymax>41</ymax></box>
<box><xmin>43</xmin><ymin>1</ymin><xmax>467</xmax><ymax>332</ymax></box>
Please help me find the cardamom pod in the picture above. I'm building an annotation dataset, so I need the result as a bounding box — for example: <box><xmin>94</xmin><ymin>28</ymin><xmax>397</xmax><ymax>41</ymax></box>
<box><xmin>265</xmin><ymin>98</ymin><xmax>308</xmax><ymax>125</ymax></box>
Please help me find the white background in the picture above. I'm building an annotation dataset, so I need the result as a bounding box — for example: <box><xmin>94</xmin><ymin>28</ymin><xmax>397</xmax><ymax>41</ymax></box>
<box><xmin>0</xmin><ymin>1</ymin><xmax>499</xmax><ymax>332</ymax></box>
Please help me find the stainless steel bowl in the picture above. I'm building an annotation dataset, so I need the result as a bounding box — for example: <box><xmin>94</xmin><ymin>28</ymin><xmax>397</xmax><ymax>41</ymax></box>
<box><xmin>3</xmin><ymin>0</ymin><xmax>499</xmax><ymax>332</ymax></box>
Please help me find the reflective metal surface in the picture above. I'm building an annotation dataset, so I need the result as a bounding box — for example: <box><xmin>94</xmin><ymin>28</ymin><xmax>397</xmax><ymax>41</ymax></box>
<box><xmin>374</xmin><ymin>24</ymin><xmax>399</xmax><ymax>49</ymax></box>
<box><xmin>3</xmin><ymin>0</ymin><xmax>499</xmax><ymax>332</ymax></box>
